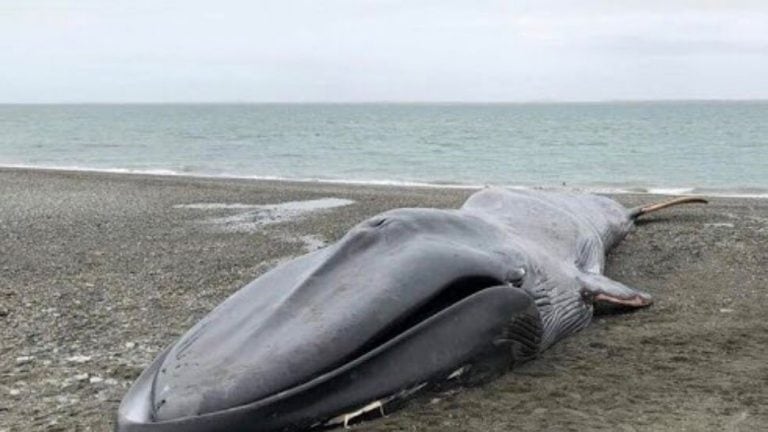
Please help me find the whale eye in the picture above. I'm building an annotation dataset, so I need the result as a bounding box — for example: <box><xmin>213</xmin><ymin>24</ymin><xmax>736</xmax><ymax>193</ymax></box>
<box><xmin>506</xmin><ymin>267</ymin><xmax>526</xmax><ymax>288</ymax></box>
<box><xmin>368</xmin><ymin>217</ymin><xmax>388</xmax><ymax>228</ymax></box>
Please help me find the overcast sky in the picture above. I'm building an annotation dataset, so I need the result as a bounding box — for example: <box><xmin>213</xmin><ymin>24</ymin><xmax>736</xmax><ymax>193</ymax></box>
<box><xmin>1</xmin><ymin>0</ymin><xmax>767</xmax><ymax>102</ymax></box>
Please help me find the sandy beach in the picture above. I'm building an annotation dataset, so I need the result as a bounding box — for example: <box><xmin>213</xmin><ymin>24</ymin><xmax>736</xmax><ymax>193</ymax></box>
<box><xmin>1</xmin><ymin>167</ymin><xmax>766</xmax><ymax>431</ymax></box>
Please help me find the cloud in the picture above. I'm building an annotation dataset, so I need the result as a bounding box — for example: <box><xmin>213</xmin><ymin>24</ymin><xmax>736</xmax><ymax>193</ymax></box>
<box><xmin>0</xmin><ymin>1</ymin><xmax>766</xmax><ymax>102</ymax></box>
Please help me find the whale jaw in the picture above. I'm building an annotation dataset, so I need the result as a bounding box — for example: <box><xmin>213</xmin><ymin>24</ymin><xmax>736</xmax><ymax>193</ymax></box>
<box><xmin>116</xmin><ymin>284</ymin><xmax>540</xmax><ymax>432</ymax></box>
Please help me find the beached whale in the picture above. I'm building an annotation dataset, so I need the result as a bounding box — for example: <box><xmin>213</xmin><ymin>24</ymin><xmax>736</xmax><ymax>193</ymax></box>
<box><xmin>116</xmin><ymin>188</ymin><xmax>705</xmax><ymax>432</ymax></box>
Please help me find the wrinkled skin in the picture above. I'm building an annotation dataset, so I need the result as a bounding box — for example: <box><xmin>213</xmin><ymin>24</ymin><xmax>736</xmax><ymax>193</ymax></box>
<box><xmin>117</xmin><ymin>188</ymin><xmax>658</xmax><ymax>432</ymax></box>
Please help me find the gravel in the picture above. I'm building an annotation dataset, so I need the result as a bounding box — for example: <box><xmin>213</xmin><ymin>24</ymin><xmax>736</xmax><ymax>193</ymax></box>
<box><xmin>1</xmin><ymin>167</ymin><xmax>766</xmax><ymax>431</ymax></box>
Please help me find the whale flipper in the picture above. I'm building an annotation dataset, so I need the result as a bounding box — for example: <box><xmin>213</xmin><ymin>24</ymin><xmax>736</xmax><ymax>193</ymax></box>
<box><xmin>578</xmin><ymin>273</ymin><xmax>653</xmax><ymax>309</ymax></box>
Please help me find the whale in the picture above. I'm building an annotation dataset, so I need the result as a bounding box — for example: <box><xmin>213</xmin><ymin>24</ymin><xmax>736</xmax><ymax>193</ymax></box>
<box><xmin>116</xmin><ymin>188</ymin><xmax>706</xmax><ymax>432</ymax></box>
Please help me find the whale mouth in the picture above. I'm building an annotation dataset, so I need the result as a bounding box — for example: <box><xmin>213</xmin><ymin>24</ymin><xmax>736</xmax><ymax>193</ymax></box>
<box><xmin>118</xmin><ymin>278</ymin><xmax>536</xmax><ymax>432</ymax></box>
<box><xmin>146</xmin><ymin>275</ymin><xmax>505</xmax><ymax>421</ymax></box>
<box><xmin>342</xmin><ymin>275</ymin><xmax>505</xmax><ymax>366</ymax></box>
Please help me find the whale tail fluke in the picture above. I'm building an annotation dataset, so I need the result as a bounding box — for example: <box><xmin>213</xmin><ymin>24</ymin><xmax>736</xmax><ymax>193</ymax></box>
<box><xmin>629</xmin><ymin>196</ymin><xmax>708</xmax><ymax>220</ymax></box>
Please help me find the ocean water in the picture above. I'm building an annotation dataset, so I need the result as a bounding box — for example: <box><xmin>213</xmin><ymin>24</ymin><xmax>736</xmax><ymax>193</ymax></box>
<box><xmin>1</xmin><ymin>103</ymin><xmax>766</xmax><ymax>196</ymax></box>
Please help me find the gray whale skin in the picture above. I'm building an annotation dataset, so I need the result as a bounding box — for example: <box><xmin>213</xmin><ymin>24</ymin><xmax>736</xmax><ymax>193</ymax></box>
<box><xmin>116</xmin><ymin>188</ymin><xmax>705</xmax><ymax>432</ymax></box>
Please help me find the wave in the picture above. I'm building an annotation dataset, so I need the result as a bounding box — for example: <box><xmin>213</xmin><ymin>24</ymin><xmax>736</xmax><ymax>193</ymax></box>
<box><xmin>2</xmin><ymin>163</ymin><xmax>767</xmax><ymax>199</ymax></box>
<box><xmin>0</xmin><ymin>163</ymin><xmax>484</xmax><ymax>190</ymax></box>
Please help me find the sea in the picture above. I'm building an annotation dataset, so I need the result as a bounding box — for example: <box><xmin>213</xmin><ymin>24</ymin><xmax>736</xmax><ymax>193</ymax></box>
<box><xmin>1</xmin><ymin>102</ymin><xmax>766</xmax><ymax>197</ymax></box>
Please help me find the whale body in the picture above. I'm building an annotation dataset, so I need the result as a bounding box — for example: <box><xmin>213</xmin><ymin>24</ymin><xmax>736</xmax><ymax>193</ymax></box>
<box><xmin>117</xmin><ymin>188</ymin><xmax>705</xmax><ymax>431</ymax></box>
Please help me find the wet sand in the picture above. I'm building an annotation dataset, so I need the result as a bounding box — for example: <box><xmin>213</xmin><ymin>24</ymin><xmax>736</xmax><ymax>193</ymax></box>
<box><xmin>1</xmin><ymin>168</ymin><xmax>766</xmax><ymax>431</ymax></box>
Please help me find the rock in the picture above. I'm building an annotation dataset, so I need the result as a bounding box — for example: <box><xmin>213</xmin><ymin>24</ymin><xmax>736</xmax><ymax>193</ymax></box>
<box><xmin>9</xmin><ymin>389</ymin><xmax>21</xmax><ymax>396</ymax></box>
<box><xmin>66</xmin><ymin>355</ymin><xmax>91</xmax><ymax>363</ymax></box>
<box><xmin>73</xmin><ymin>373</ymin><xmax>89</xmax><ymax>381</ymax></box>
<box><xmin>89</xmin><ymin>376</ymin><xmax>104</xmax><ymax>384</ymax></box>
<box><xmin>125</xmin><ymin>342</ymin><xmax>136</xmax><ymax>349</ymax></box>
<box><xmin>109</xmin><ymin>364</ymin><xmax>143</xmax><ymax>380</ymax></box>
<box><xmin>15</xmin><ymin>356</ymin><xmax>34</xmax><ymax>365</ymax></box>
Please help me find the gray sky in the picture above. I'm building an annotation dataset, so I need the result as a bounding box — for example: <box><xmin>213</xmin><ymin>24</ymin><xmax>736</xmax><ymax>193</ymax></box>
<box><xmin>1</xmin><ymin>0</ymin><xmax>767</xmax><ymax>102</ymax></box>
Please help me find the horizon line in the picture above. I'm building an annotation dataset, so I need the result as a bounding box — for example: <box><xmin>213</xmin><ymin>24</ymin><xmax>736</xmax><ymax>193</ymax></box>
<box><xmin>2</xmin><ymin>98</ymin><xmax>768</xmax><ymax>105</ymax></box>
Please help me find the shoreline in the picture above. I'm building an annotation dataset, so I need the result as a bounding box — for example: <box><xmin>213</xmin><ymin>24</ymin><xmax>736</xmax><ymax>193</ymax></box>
<box><xmin>2</xmin><ymin>164</ymin><xmax>768</xmax><ymax>199</ymax></box>
<box><xmin>1</xmin><ymin>168</ymin><xmax>766</xmax><ymax>431</ymax></box>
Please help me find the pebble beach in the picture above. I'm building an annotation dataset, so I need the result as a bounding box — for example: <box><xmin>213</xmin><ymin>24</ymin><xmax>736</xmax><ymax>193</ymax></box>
<box><xmin>1</xmin><ymin>167</ymin><xmax>767</xmax><ymax>431</ymax></box>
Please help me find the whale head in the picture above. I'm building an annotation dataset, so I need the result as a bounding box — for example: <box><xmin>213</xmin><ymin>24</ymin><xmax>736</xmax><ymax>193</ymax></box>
<box><xmin>117</xmin><ymin>208</ymin><xmax>540</xmax><ymax>432</ymax></box>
